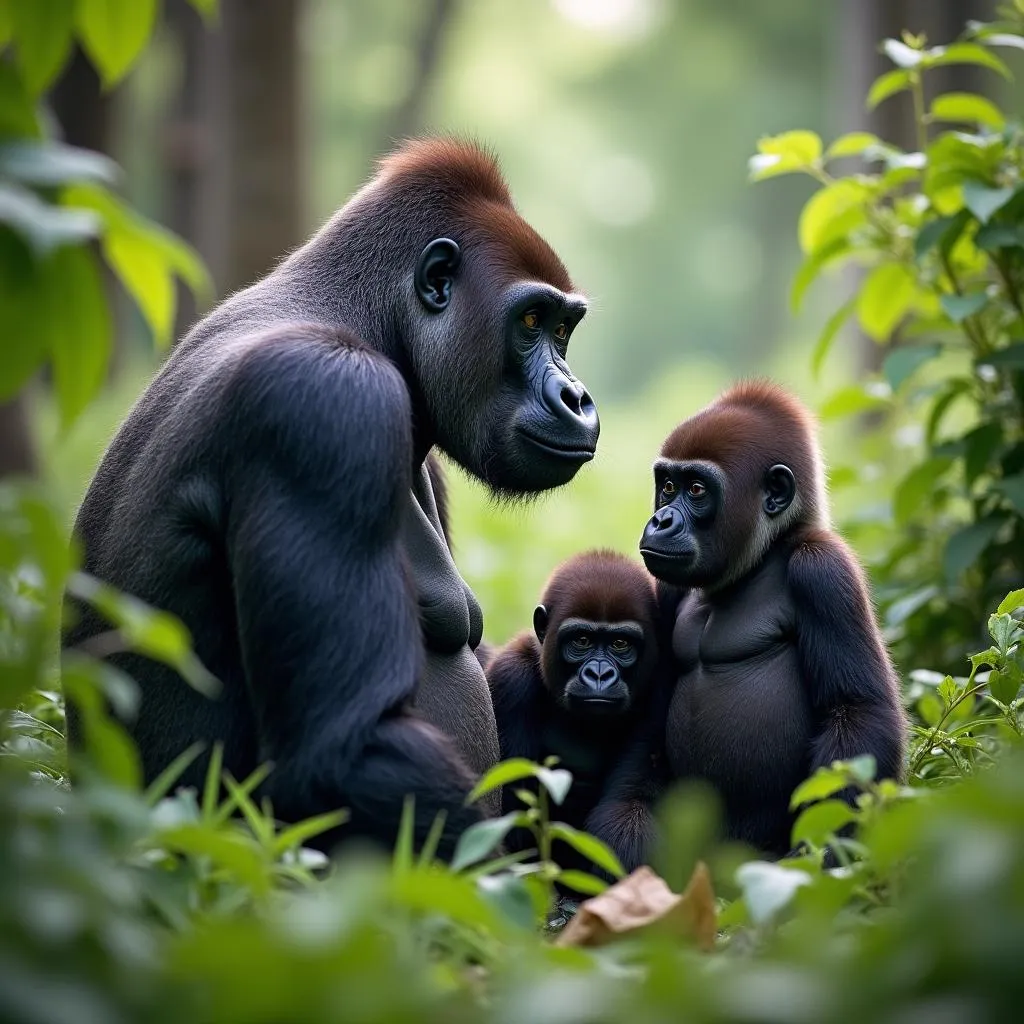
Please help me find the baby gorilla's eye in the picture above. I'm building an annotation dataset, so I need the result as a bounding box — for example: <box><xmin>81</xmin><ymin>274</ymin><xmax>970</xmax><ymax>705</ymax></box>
<box><xmin>553</xmin><ymin>322</ymin><xmax>568</xmax><ymax>341</ymax></box>
<box><xmin>521</xmin><ymin>310</ymin><xmax>540</xmax><ymax>331</ymax></box>
<box><xmin>662</xmin><ymin>479</ymin><xmax>676</xmax><ymax>496</ymax></box>
<box><xmin>610</xmin><ymin>638</ymin><xmax>631</xmax><ymax>653</ymax></box>
<box><xmin>688</xmin><ymin>480</ymin><xmax>707</xmax><ymax>498</ymax></box>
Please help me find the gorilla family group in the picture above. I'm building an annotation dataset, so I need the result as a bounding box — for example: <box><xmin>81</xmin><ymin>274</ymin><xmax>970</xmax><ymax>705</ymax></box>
<box><xmin>65</xmin><ymin>139</ymin><xmax>908</xmax><ymax>878</ymax></box>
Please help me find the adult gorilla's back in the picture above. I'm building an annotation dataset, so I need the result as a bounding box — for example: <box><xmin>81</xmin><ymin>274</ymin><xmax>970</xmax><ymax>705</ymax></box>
<box><xmin>65</xmin><ymin>139</ymin><xmax>600</xmax><ymax>855</ymax></box>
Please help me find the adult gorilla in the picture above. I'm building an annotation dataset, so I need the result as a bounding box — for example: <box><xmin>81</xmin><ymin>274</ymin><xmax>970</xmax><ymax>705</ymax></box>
<box><xmin>65</xmin><ymin>139</ymin><xmax>600</xmax><ymax>855</ymax></box>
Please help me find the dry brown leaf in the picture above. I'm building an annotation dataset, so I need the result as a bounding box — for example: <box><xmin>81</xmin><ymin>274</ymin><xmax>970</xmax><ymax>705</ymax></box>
<box><xmin>555</xmin><ymin>863</ymin><xmax>716</xmax><ymax>951</ymax></box>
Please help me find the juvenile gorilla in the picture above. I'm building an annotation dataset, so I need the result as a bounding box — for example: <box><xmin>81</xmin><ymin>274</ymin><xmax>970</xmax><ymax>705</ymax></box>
<box><xmin>639</xmin><ymin>381</ymin><xmax>907</xmax><ymax>857</ymax></box>
<box><xmin>487</xmin><ymin>551</ymin><xmax>664</xmax><ymax>873</ymax></box>
<box><xmin>65</xmin><ymin>139</ymin><xmax>600</xmax><ymax>857</ymax></box>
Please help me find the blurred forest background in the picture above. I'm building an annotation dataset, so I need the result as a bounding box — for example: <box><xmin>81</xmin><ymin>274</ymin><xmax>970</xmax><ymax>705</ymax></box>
<box><xmin>24</xmin><ymin>0</ymin><xmax>1005</xmax><ymax>645</ymax></box>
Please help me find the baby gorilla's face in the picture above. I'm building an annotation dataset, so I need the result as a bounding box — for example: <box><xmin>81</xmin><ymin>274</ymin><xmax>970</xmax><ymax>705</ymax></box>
<box><xmin>554</xmin><ymin>617</ymin><xmax>646</xmax><ymax>716</ymax></box>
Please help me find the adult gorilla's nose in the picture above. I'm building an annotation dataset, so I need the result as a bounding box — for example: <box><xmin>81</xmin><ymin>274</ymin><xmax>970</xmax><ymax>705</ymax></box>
<box><xmin>542</xmin><ymin>368</ymin><xmax>599</xmax><ymax>439</ymax></box>
<box><xmin>646</xmin><ymin>506</ymin><xmax>683</xmax><ymax>537</ymax></box>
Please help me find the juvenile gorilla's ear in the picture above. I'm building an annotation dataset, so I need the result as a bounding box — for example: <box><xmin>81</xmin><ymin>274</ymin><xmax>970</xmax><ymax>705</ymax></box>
<box><xmin>415</xmin><ymin>238</ymin><xmax>461</xmax><ymax>312</ymax></box>
<box><xmin>533</xmin><ymin>604</ymin><xmax>549</xmax><ymax>644</ymax></box>
<box><xmin>763</xmin><ymin>464</ymin><xmax>796</xmax><ymax>517</ymax></box>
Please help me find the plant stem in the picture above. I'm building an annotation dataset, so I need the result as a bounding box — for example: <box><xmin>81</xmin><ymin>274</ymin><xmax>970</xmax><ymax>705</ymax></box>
<box><xmin>909</xmin><ymin>678</ymin><xmax>987</xmax><ymax>774</ymax></box>
<box><xmin>911</xmin><ymin>71</ymin><xmax>928</xmax><ymax>154</ymax></box>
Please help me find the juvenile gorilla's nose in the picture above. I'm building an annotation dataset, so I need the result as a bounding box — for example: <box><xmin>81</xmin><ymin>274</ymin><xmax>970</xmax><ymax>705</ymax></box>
<box><xmin>580</xmin><ymin>658</ymin><xmax>617</xmax><ymax>691</ymax></box>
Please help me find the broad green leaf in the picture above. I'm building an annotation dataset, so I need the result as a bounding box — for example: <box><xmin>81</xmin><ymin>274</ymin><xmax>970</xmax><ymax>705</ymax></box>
<box><xmin>0</xmin><ymin>181</ymin><xmax>100</xmax><ymax>255</ymax></box>
<box><xmin>988</xmin><ymin>667</ymin><xmax>1021</xmax><ymax>704</ymax></box>
<box><xmin>47</xmin><ymin>245</ymin><xmax>112</xmax><ymax>427</ymax></box>
<box><xmin>790</xmin><ymin>238</ymin><xmax>851</xmax><ymax>311</ymax></box>
<box><xmin>12</xmin><ymin>0</ymin><xmax>75</xmax><ymax>95</ymax></box>
<box><xmin>943</xmin><ymin>516</ymin><xmax>1007</xmax><ymax>580</ymax></box>
<box><xmin>883</xmin><ymin>343</ymin><xmax>941</xmax><ymax>391</ymax></box>
<box><xmin>998</xmin><ymin>589</ymin><xmax>1024</xmax><ymax>614</ymax></box>
<box><xmin>980</xmin><ymin>343</ymin><xmax>1024</xmax><ymax>369</ymax></box>
<box><xmin>0</xmin><ymin>2</ymin><xmax>11</xmax><ymax>46</ymax></box>
<box><xmin>555</xmin><ymin>870</ymin><xmax>608</xmax><ymax>896</ymax></box>
<box><xmin>810</xmin><ymin>299</ymin><xmax>854</xmax><ymax>378</ymax></box>
<box><xmin>550</xmin><ymin>823</ymin><xmax>625</xmax><ymax>878</ymax></box>
<box><xmin>940</xmin><ymin>291</ymin><xmax>988</xmax><ymax>322</ymax></box>
<box><xmin>825</xmin><ymin>131</ymin><xmax>881</xmax><ymax>160</ymax></box>
<box><xmin>845</xmin><ymin>755</ymin><xmax>878</xmax><ymax>785</ymax></box>
<box><xmin>930</xmin><ymin>92</ymin><xmax>1006</xmax><ymax>129</ymax></box>
<box><xmin>735</xmin><ymin>861</ymin><xmax>811</xmax><ymax>925</ymax></box>
<box><xmin>0</xmin><ymin>60</ymin><xmax>40</xmax><ymax>138</ymax></box>
<box><xmin>867</xmin><ymin>68</ymin><xmax>911</xmax><ymax>109</ymax></box>
<box><xmin>0</xmin><ymin>140</ymin><xmax>119</xmax><ymax>186</ymax></box>
<box><xmin>819</xmin><ymin>383</ymin><xmax>891</xmax><ymax>421</ymax></box>
<box><xmin>937</xmin><ymin>676</ymin><xmax>958</xmax><ymax>706</ymax></box>
<box><xmin>971</xmin><ymin>646</ymin><xmax>1001</xmax><ymax>673</ymax></box>
<box><xmin>451</xmin><ymin>813</ymin><xmax>523</xmax><ymax>872</ymax></box>
<box><xmin>0</xmin><ymin>238</ymin><xmax>50</xmax><ymax>399</ymax></box>
<box><xmin>156</xmin><ymin>824</ymin><xmax>271</xmax><ymax>895</ymax></box>
<box><xmin>962</xmin><ymin>180</ymin><xmax>1015</xmax><ymax>222</ymax></box>
<box><xmin>856</xmin><ymin>263</ymin><xmax>917</xmax><ymax>341</ymax></box>
<box><xmin>475</xmin><ymin>873</ymin><xmax>536</xmax><ymax>930</ymax></box>
<box><xmin>975</xmin><ymin>223</ymin><xmax>1024</xmax><ymax>250</ymax></box>
<box><xmin>928</xmin><ymin>42</ymin><xmax>1012</xmax><ymax>80</ymax></box>
<box><xmin>535</xmin><ymin>766</ymin><xmax>573</xmax><ymax>805</ymax></box>
<box><xmin>791</xmin><ymin>800</ymin><xmax>856</xmax><ymax>849</ymax></box>
<box><xmin>749</xmin><ymin>130</ymin><xmax>822</xmax><ymax>181</ymax></box>
<box><xmin>467</xmin><ymin>758</ymin><xmax>539</xmax><ymax>804</ymax></box>
<box><xmin>893</xmin><ymin>456</ymin><xmax>953</xmax><ymax>525</ymax></box>
<box><xmin>76</xmin><ymin>0</ymin><xmax>159</xmax><ymax>87</ymax></box>
<box><xmin>882</xmin><ymin>38</ymin><xmax>924</xmax><ymax>68</ymax></box>
<box><xmin>272</xmin><ymin>810</ymin><xmax>349</xmax><ymax>857</ymax></box>
<box><xmin>963</xmin><ymin>421</ymin><xmax>1002</xmax><ymax>486</ymax></box>
<box><xmin>989</xmin><ymin>612</ymin><xmax>1019</xmax><ymax>655</ymax></box>
<box><xmin>798</xmin><ymin>178</ymin><xmax>869</xmax><ymax>255</ymax></box>
<box><xmin>790</xmin><ymin>767</ymin><xmax>848</xmax><ymax>809</ymax></box>
<box><xmin>105</xmin><ymin>227</ymin><xmax>175</xmax><ymax>345</ymax></box>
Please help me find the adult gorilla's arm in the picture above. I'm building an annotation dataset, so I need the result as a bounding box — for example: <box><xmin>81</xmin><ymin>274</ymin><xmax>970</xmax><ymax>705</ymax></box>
<box><xmin>223</xmin><ymin>329</ymin><xmax>482</xmax><ymax>853</ymax></box>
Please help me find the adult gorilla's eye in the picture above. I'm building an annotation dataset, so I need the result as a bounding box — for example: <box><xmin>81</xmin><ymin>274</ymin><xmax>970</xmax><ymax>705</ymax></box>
<box><xmin>573</xmin><ymin>635</ymin><xmax>592</xmax><ymax>649</ymax></box>
<box><xmin>521</xmin><ymin>310</ymin><xmax>540</xmax><ymax>331</ymax></box>
<box><xmin>662</xmin><ymin>479</ymin><xmax>676</xmax><ymax>496</ymax></box>
<box><xmin>553</xmin><ymin>322</ymin><xmax>568</xmax><ymax>341</ymax></box>
<box><xmin>610</xmin><ymin>638</ymin><xmax>630</xmax><ymax>653</ymax></box>
<box><xmin>688</xmin><ymin>480</ymin><xmax>707</xmax><ymax>498</ymax></box>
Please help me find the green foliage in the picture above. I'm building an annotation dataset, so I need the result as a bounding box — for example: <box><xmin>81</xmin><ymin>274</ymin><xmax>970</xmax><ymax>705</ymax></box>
<box><xmin>750</xmin><ymin>9</ymin><xmax>1024</xmax><ymax>674</ymax></box>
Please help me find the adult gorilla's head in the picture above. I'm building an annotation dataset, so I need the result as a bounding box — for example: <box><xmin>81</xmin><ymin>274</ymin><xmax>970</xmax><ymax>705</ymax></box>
<box><xmin>312</xmin><ymin>139</ymin><xmax>600</xmax><ymax>496</ymax></box>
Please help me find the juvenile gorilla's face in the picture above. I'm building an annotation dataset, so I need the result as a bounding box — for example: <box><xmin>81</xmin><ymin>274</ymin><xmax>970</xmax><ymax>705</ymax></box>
<box><xmin>413</xmin><ymin>238</ymin><xmax>600</xmax><ymax>496</ymax></box>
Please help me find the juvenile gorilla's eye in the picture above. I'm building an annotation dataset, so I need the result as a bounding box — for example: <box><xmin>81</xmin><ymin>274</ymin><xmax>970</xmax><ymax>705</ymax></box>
<box><xmin>610</xmin><ymin>638</ymin><xmax>630</xmax><ymax>653</ymax></box>
<box><xmin>522</xmin><ymin>310</ymin><xmax>540</xmax><ymax>330</ymax></box>
<box><xmin>688</xmin><ymin>480</ymin><xmax>707</xmax><ymax>498</ymax></box>
<box><xmin>553</xmin><ymin>322</ymin><xmax>568</xmax><ymax>341</ymax></box>
<box><xmin>662</xmin><ymin>479</ymin><xmax>676</xmax><ymax>496</ymax></box>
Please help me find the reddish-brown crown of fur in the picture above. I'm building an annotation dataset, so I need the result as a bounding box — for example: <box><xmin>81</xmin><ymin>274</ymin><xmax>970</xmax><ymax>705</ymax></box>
<box><xmin>377</xmin><ymin>137</ymin><xmax>573</xmax><ymax>291</ymax></box>
<box><xmin>541</xmin><ymin>550</ymin><xmax>657</xmax><ymax>626</ymax></box>
<box><xmin>661</xmin><ymin>380</ymin><xmax>821</xmax><ymax>499</ymax></box>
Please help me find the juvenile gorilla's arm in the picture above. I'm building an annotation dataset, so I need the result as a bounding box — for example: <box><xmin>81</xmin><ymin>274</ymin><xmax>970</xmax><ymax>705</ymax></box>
<box><xmin>225</xmin><ymin>333</ymin><xmax>482</xmax><ymax>855</ymax></box>
<box><xmin>788</xmin><ymin>531</ymin><xmax>907</xmax><ymax>786</ymax></box>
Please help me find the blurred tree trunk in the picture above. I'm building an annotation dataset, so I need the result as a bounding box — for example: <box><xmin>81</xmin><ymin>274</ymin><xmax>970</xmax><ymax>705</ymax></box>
<box><xmin>836</xmin><ymin>0</ymin><xmax>999</xmax><ymax>376</ymax></box>
<box><xmin>0</xmin><ymin>397</ymin><xmax>35</xmax><ymax>478</ymax></box>
<box><xmin>377</xmin><ymin>0</ymin><xmax>459</xmax><ymax>154</ymax></box>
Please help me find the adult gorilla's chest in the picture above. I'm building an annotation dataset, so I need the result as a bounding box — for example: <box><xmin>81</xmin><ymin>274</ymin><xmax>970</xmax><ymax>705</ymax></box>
<box><xmin>401</xmin><ymin>465</ymin><xmax>500</xmax><ymax>806</ymax></box>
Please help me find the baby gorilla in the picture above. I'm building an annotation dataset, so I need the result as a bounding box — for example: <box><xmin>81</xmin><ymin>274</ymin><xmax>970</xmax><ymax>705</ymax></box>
<box><xmin>487</xmin><ymin>550</ymin><xmax>664</xmax><ymax>875</ymax></box>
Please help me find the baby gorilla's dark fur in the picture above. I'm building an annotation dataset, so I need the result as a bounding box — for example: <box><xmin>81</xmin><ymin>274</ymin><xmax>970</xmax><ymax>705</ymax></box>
<box><xmin>487</xmin><ymin>551</ymin><xmax>665</xmax><ymax>876</ymax></box>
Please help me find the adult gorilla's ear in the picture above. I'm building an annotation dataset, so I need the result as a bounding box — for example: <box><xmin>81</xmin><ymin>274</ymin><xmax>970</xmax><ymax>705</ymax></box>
<box><xmin>415</xmin><ymin>237</ymin><xmax>461</xmax><ymax>312</ymax></box>
<box><xmin>763</xmin><ymin>464</ymin><xmax>796</xmax><ymax>517</ymax></box>
<box><xmin>533</xmin><ymin>605</ymin><xmax>549</xmax><ymax>644</ymax></box>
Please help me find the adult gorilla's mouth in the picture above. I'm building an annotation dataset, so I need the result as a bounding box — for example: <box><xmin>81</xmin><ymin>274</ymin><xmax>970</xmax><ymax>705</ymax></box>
<box><xmin>516</xmin><ymin>428</ymin><xmax>596</xmax><ymax>462</ymax></box>
<box><xmin>639</xmin><ymin>547</ymin><xmax>697</xmax><ymax>582</ymax></box>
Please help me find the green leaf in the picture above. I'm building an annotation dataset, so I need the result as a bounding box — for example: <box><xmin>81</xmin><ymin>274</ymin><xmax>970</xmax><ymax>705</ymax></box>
<box><xmin>76</xmin><ymin>0</ymin><xmax>159</xmax><ymax>87</ymax></box>
<box><xmin>476</xmin><ymin>873</ymin><xmax>537</xmax><ymax>930</ymax></box>
<box><xmin>105</xmin><ymin>227</ymin><xmax>175</xmax><ymax>345</ymax></box>
<box><xmin>930</xmin><ymin>92</ymin><xmax>1006</xmax><ymax>129</ymax></box>
<box><xmin>938</xmin><ymin>676</ymin><xmax>958</xmax><ymax>706</ymax></box>
<box><xmin>749</xmin><ymin>130</ymin><xmax>823</xmax><ymax>181</ymax></box>
<box><xmin>819</xmin><ymin>383</ymin><xmax>891</xmax><ymax>420</ymax></box>
<box><xmin>825</xmin><ymin>131</ymin><xmax>882</xmax><ymax>160</ymax></box>
<box><xmin>272</xmin><ymin>810</ymin><xmax>349</xmax><ymax>857</ymax></box>
<box><xmin>940</xmin><ymin>291</ymin><xmax>988</xmax><ymax>322</ymax></box>
<box><xmin>943</xmin><ymin>516</ymin><xmax>1007</xmax><ymax>580</ymax></box>
<box><xmin>845</xmin><ymin>755</ymin><xmax>878</xmax><ymax>784</ymax></box>
<box><xmin>790</xmin><ymin>766</ymin><xmax>849</xmax><ymax>809</ymax></box>
<box><xmin>893</xmin><ymin>456</ymin><xmax>953</xmax><ymax>525</ymax></box>
<box><xmin>549</xmin><ymin>823</ymin><xmax>625</xmax><ymax>878</ymax></box>
<box><xmin>883</xmin><ymin>343</ymin><xmax>942</xmax><ymax>391</ymax></box>
<box><xmin>555</xmin><ymin>870</ymin><xmax>608</xmax><ymax>896</ymax></box>
<box><xmin>12</xmin><ymin>0</ymin><xmax>75</xmax><ymax>95</ymax></box>
<box><xmin>857</xmin><ymin>263</ymin><xmax>917</xmax><ymax>341</ymax></box>
<box><xmin>790</xmin><ymin>238</ymin><xmax>851</xmax><ymax>312</ymax></box>
<box><xmin>0</xmin><ymin>181</ymin><xmax>100</xmax><ymax>255</ymax></box>
<box><xmin>867</xmin><ymin>68</ymin><xmax>912</xmax><ymax>109</ymax></box>
<box><xmin>810</xmin><ymin>299</ymin><xmax>854</xmax><ymax>378</ymax></box>
<box><xmin>0</xmin><ymin>60</ymin><xmax>41</xmax><ymax>138</ymax></box>
<box><xmin>798</xmin><ymin>178</ymin><xmax>869</xmax><ymax>256</ymax></box>
<box><xmin>535</xmin><ymin>766</ymin><xmax>573</xmax><ymax>805</ymax></box>
<box><xmin>988</xmin><ymin>666</ymin><xmax>1022</xmax><ymax>704</ymax></box>
<box><xmin>188</xmin><ymin>0</ymin><xmax>218</xmax><ymax>17</ymax></box>
<box><xmin>467</xmin><ymin>758</ymin><xmax>539</xmax><ymax>804</ymax></box>
<box><xmin>980</xmin><ymin>343</ymin><xmax>1024</xmax><ymax>369</ymax></box>
<box><xmin>47</xmin><ymin>245</ymin><xmax>112</xmax><ymax>427</ymax></box>
<box><xmin>962</xmin><ymin>180</ymin><xmax>1015</xmax><ymax>222</ymax></box>
<box><xmin>145</xmin><ymin>742</ymin><xmax>204</xmax><ymax>805</ymax></box>
<box><xmin>451</xmin><ymin>813</ymin><xmax>523</xmax><ymax>872</ymax></box>
<box><xmin>791</xmin><ymin>800</ymin><xmax>857</xmax><ymax>849</ymax></box>
<box><xmin>964</xmin><ymin>421</ymin><xmax>1002</xmax><ymax>486</ymax></box>
<box><xmin>0</xmin><ymin>141</ymin><xmax>119</xmax><ymax>187</ymax></box>
<box><xmin>882</xmin><ymin>38</ymin><xmax>925</xmax><ymax>68</ymax></box>
<box><xmin>156</xmin><ymin>824</ymin><xmax>271</xmax><ymax>895</ymax></box>
<box><xmin>997</xmin><ymin>589</ymin><xmax>1024</xmax><ymax>614</ymax></box>
<box><xmin>735</xmin><ymin>861</ymin><xmax>811</xmax><ymax>925</ymax></box>
<box><xmin>915</xmin><ymin>210</ymin><xmax>972</xmax><ymax>261</ymax></box>
<box><xmin>989</xmin><ymin>612</ymin><xmax>1019</xmax><ymax>654</ymax></box>
<box><xmin>928</xmin><ymin>42</ymin><xmax>1012</xmax><ymax>81</ymax></box>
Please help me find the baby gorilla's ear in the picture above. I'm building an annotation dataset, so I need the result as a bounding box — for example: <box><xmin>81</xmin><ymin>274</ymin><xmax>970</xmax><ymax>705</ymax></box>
<box><xmin>533</xmin><ymin>604</ymin><xmax>549</xmax><ymax>644</ymax></box>
<box><xmin>763</xmin><ymin>464</ymin><xmax>796</xmax><ymax>517</ymax></box>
